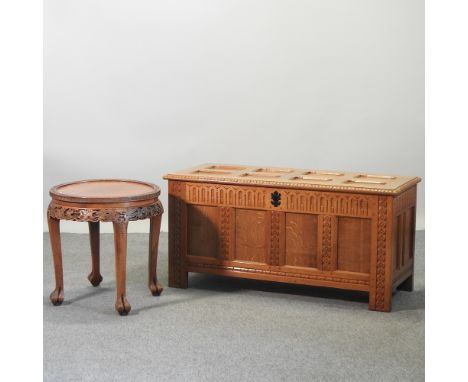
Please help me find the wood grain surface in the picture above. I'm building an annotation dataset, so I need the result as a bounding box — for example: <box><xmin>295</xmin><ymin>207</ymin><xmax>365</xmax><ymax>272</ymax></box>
<box><xmin>47</xmin><ymin>179</ymin><xmax>164</xmax><ymax>315</ymax></box>
<box><xmin>167</xmin><ymin>165</ymin><xmax>420</xmax><ymax>312</ymax></box>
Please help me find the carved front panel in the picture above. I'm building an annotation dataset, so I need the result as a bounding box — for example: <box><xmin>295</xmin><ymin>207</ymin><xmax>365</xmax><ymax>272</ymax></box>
<box><xmin>187</xmin><ymin>205</ymin><xmax>219</xmax><ymax>259</ymax></box>
<box><xmin>181</xmin><ymin>182</ymin><xmax>380</xmax><ymax>280</ymax></box>
<box><xmin>177</xmin><ymin>181</ymin><xmax>386</xmax><ymax>290</ymax></box>
<box><xmin>284</xmin><ymin>213</ymin><xmax>318</xmax><ymax>268</ymax></box>
<box><xmin>337</xmin><ymin>217</ymin><xmax>372</xmax><ymax>274</ymax></box>
<box><xmin>234</xmin><ymin>209</ymin><xmax>268</xmax><ymax>264</ymax></box>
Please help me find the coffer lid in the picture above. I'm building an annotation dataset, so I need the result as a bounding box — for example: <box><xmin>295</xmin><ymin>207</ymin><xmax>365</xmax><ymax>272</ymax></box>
<box><xmin>163</xmin><ymin>164</ymin><xmax>421</xmax><ymax>195</ymax></box>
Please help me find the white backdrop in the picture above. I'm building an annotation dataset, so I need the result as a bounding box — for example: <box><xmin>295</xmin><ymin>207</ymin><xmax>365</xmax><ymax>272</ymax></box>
<box><xmin>44</xmin><ymin>0</ymin><xmax>424</xmax><ymax>233</ymax></box>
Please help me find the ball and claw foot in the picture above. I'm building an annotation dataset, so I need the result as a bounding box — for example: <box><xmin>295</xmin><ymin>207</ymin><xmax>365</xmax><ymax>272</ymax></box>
<box><xmin>115</xmin><ymin>296</ymin><xmax>131</xmax><ymax>316</ymax></box>
<box><xmin>150</xmin><ymin>280</ymin><xmax>164</xmax><ymax>296</ymax></box>
<box><xmin>88</xmin><ymin>272</ymin><xmax>103</xmax><ymax>287</ymax></box>
<box><xmin>50</xmin><ymin>287</ymin><xmax>64</xmax><ymax>306</ymax></box>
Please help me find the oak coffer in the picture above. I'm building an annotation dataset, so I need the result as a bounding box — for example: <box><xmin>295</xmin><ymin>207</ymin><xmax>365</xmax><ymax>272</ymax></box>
<box><xmin>164</xmin><ymin>164</ymin><xmax>421</xmax><ymax>312</ymax></box>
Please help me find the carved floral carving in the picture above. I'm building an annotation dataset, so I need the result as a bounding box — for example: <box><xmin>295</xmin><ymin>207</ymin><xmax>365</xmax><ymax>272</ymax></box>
<box><xmin>220</xmin><ymin>207</ymin><xmax>231</xmax><ymax>260</ymax></box>
<box><xmin>375</xmin><ymin>196</ymin><xmax>388</xmax><ymax>310</ymax></box>
<box><xmin>270</xmin><ymin>211</ymin><xmax>281</xmax><ymax>266</ymax></box>
<box><xmin>321</xmin><ymin>215</ymin><xmax>333</xmax><ymax>271</ymax></box>
<box><xmin>47</xmin><ymin>201</ymin><xmax>163</xmax><ymax>223</ymax></box>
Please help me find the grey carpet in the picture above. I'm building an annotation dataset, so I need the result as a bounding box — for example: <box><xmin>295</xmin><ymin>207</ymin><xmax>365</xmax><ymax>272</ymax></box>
<box><xmin>44</xmin><ymin>231</ymin><xmax>424</xmax><ymax>382</ymax></box>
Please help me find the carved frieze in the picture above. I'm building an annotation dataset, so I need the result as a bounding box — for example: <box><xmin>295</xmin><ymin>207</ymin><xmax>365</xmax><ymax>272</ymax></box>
<box><xmin>186</xmin><ymin>184</ymin><xmax>266</xmax><ymax>208</ymax></box>
<box><xmin>185</xmin><ymin>183</ymin><xmax>373</xmax><ymax>217</ymax></box>
<box><xmin>286</xmin><ymin>191</ymin><xmax>371</xmax><ymax>217</ymax></box>
<box><xmin>47</xmin><ymin>201</ymin><xmax>163</xmax><ymax>223</ymax></box>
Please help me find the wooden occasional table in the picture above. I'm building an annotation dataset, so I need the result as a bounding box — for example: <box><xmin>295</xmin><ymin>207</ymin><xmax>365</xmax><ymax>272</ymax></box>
<box><xmin>47</xmin><ymin>179</ymin><xmax>164</xmax><ymax>315</ymax></box>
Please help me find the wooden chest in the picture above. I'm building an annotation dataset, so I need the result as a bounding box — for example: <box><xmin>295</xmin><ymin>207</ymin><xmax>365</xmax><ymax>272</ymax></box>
<box><xmin>164</xmin><ymin>164</ymin><xmax>421</xmax><ymax>312</ymax></box>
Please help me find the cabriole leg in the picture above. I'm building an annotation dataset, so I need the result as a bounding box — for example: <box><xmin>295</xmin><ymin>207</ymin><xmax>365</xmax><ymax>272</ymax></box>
<box><xmin>88</xmin><ymin>221</ymin><xmax>103</xmax><ymax>287</ymax></box>
<box><xmin>149</xmin><ymin>214</ymin><xmax>164</xmax><ymax>296</ymax></box>
<box><xmin>48</xmin><ymin>215</ymin><xmax>64</xmax><ymax>305</ymax></box>
<box><xmin>113</xmin><ymin>222</ymin><xmax>131</xmax><ymax>316</ymax></box>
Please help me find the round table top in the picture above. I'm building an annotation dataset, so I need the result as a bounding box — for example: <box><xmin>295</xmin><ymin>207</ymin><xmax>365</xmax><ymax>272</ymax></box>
<box><xmin>50</xmin><ymin>179</ymin><xmax>161</xmax><ymax>204</ymax></box>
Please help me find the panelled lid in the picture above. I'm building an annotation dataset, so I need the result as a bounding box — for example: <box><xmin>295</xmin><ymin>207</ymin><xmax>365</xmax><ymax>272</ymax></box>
<box><xmin>164</xmin><ymin>164</ymin><xmax>421</xmax><ymax>195</ymax></box>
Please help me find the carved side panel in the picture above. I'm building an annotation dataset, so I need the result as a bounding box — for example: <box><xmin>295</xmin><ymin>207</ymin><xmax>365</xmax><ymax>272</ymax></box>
<box><xmin>391</xmin><ymin>184</ymin><xmax>417</xmax><ymax>290</ymax></box>
<box><xmin>392</xmin><ymin>205</ymin><xmax>416</xmax><ymax>282</ymax></box>
<box><xmin>392</xmin><ymin>214</ymin><xmax>400</xmax><ymax>272</ymax></box>
<box><xmin>399</xmin><ymin>213</ymin><xmax>406</xmax><ymax>268</ymax></box>
<box><xmin>404</xmin><ymin>207</ymin><xmax>416</xmax><ymax>262</ymax></box>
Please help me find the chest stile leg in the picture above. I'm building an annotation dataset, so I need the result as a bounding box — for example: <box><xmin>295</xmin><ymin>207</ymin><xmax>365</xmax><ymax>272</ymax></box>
<box><xmin>168</xmin><ymin>182</ymin><xmax>189</xmax><ymax>288</ymax></box>
<box><xmin>149</xmin><ymin>214</ymin><xmax>164</xmax><ymax>296</ymax></box>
